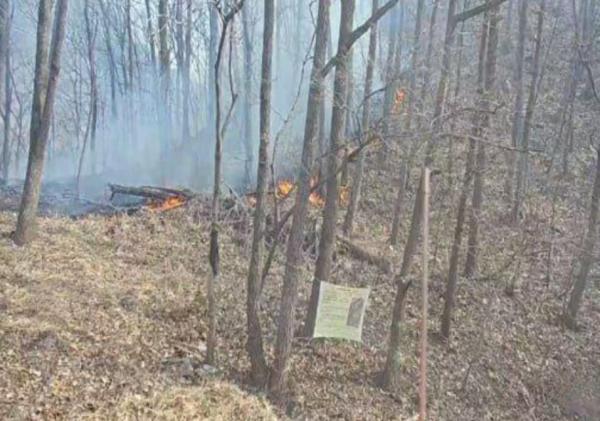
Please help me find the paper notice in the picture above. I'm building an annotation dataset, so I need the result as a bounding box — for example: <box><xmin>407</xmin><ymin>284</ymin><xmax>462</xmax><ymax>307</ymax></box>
<box><xmin>313</xmin><ymin>281</ymin><xmax>370</xmax><ymax>342</ymax></box>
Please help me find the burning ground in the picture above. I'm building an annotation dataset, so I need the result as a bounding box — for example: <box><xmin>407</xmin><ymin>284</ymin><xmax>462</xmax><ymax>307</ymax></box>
<box><xmin>0</xmin><ymin>150</ymin><xmax>600</xmax><ymax>420</ymax></box>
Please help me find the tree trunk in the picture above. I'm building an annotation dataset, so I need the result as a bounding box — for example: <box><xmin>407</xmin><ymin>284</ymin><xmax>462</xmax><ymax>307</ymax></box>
<box><xmin>242</xmin><ymin>3</ymin><xmax>254</xmax><ymax>189</ymax></box>
<box><xmin>382</xmin><ymin>168</ymin><xmax>427</xmax><ymax>389</ymax></box>
<box><xmin>563</xmin><ymin>148</ymin><xmax>600</xmax><ymax>329</ymax></box>
<box><xmin>269</xmin><ymin>0</ymin><xmax>330</xmax><ymax>401</ymax></box>
<box><xmin>505</xmin><ymin>0</ymin><xmax>527</xmax><ymax>203</ymax></box>
<box><xmin>14</xmin><ymin>0</ymin><xmax>69</xmax><ymax>246</ymax></box>
<box><xmin>389</xmin><ymin>162</ymin><xmax>408</xmax><ymax>245</ymax></box>
<box><xmin>206</xmin><ymin>1</ymin><xmax>244</xmax><ymax>366</ymax></box>
<box><xmin>100</xmin><ymin>0</ymin><xmax>117</xmax><ymax>119</ymax></box>
<box><xmin>419</xmin><ymin>0</ymin><xmax>440</xmax><ymax>105</ymax></box>
<box><xmin>126</xmin><ymin>0</ymin><xmax>134</xmax><ymax>90</ymax></box>
<box><xmin>404</xmin><ymin>0</ymin><xmax>425</xmax><ymax>132</ymax></box>
<box><xmin>419</xmin><ymin>167</ymin><xmax>430</xmax><ymax>421</ymax></box>
<box><xmin>144</xmin><ymin>0</ymin><xmax>157</xmax><ymax>71</ymax></box>
<box><xmin>512</xmin><ymin>0</ymin><xmax>544</xmax><ymax>223</ymax></box>
<box><xmin>208</xmin><ymin>4</ymin><xmax>219</xmax><ymax>134</ymax></box>
<box><xmin>426</xmin><ymin>0</ymin><xmax>459</xmax><ymax>163</ymax></box>
<box><xmin>182</xmin><ymin>0</ymin><xmax>192</xmax><ymax>143</ymax></box>
<box><xmin>158</xmin><ymin>0</ymin><xmax>171</xmax><ymax>182</ymax></box>
<box><xmin>0</xmin><ymin>0</ymin><xmax>10</xmax><ymax>181</ymax></box>
<box><xmin>441</xmin><ymin>8</ymin><xmax>497</xmax><ymax>338</ymax></box>
<box><xmin>343</xmin><ymin>0</ymin><xmax>379</xmax><ymax>237</ymax></box>
<box><xmin>246</xmin><ymin>0</ymin><xmax>274</xmax><ymax>389</ymax></box>
<box><xmin>305</xmin><ymin>0</ymin><xmax>356</xmax><ymax>339</ymax></box>
<box><xmin>464</xmin><ymin>6</ymin><xmax>500</xmax><ymax>277</ymax></box>
<box><xmin>76</xmin><ymin>0</ymin><xmax>98</xmax><ymax>195</ymax></box>
<box><xmin>379</xmin><ymin>2</ymin><xmax>401</xmax><ymax>166</ymax></box>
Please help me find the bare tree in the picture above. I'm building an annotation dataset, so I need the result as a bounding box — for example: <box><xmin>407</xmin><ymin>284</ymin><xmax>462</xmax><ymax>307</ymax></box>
<box><xmin>419</xmin><ymin>167</ymin><xmax>430</xmax><ymax>421</ymax></box>
<box><xmin>563</xmin><ymin>147</ymin><xmax>600</xmax><ymax>329</ymax></box>
<box><xmin>245</xmin><ymin>0</ymin><xmax>273</xmax><ymax>389</ymax></box>
<box><xmin>99</xmin><ymin>0</ymin><xmax>117</xmax><ymax>119</ymax></box>
<box><xmin>182</xmin><ymin>0</ymin><xmax>192</xmax><ymax>143</ymax></box>
<box><xmin>206</xmin><ymin>0</ymin><xmax>245</xmax><ymax>367</ymax></box>
<box><xmin>505</xmin><ymin>0</ymin><xmax>527</xmax><ymax>202</ymax></box>
<box><xmin>465</xmin><ymin>4</ymin><xmax>503</xmax><ymax>277</ymax></box>
<box><xmin>158</xmin><ymin>0</ymin><xmax>171</xmax><ymax>182</ymax></box>
<box><xmin>512</xmin><ymin>0</ymin><xmax>545</xmax><ymax>222</ymax></box>
<box><xmin>343</xmin><ymin>0</ymin><xmax>379</xmax><ymax>236</ymax></box>
<box><xmin>442</xmin><ymin>3</ymin><xmax>499</xmax><ymax>337</ymax></box>
<box><xmin>13</xmin><ymin>0</ymin><xmax>69</xmax><ymax>246</ymax></box>
<box><xmin>269</xmin><ymin>0</ymin><xmax>331</xmax><ymax>401</ymax></box>
<box><xmin>0</xmin><ymin>0</ymin><xmax>10</xmax><ymax>181</ymax></box>
<box><xmin>305</xmin><ymin>0</ymin><xmax>400</xmax><ymax>339</ymax></box>
<box><xmin>241</xmin><ymin>3</ymin><xmax>254</xmax><ymax>188</ymax></box>
<box><xmin>307</xmin><ymin>0</ymin><xmax>356</xmax><ymax>337</ymax></box>
<box><xmin>76</xmin><ymin>0</ymin><xmax>98</xmax><ymax>196</ymax></box>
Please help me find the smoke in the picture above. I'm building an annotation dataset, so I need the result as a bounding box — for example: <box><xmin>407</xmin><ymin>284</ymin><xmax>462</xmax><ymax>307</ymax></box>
<box><xmin>5</xmin><ymin>0</ymin><xmax>380</xmax><ymax>202</ymax></box>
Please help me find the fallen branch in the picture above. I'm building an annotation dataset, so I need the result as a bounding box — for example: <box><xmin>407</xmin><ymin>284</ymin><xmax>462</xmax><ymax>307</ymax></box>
<box><xmin>108</xmin><ymin>184</ymin><xmax>194</xmax><ymax>201</ymax></box>
<box><xmin>337</xmin><ymin>235</ymin><xmax>393</xmax><ymax>274</ymax></box>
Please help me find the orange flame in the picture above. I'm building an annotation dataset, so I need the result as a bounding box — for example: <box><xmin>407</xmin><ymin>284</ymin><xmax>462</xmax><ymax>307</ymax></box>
<box><xmin>339</xmin><ymin>185</ymin><xmax>351</xmax><ymax>207</ymax></box>
<box><xmin>245</xmin><ymin>178</ymin><xmax>346</xmax><ymax>209</ymax></box>
<box><xmin>309</xmin><ymin>191</ymin><xmax>326</xmax><ymax>208</ymax></box>
<box><xmin>276</xmin><ymin>180</ymin><xmax>295</xmax><ymax>199</ymax></box>
<box><xmin>149</xmin><ymin>196</ymin><xmax>186</xmax><ymax>212</ymax></box>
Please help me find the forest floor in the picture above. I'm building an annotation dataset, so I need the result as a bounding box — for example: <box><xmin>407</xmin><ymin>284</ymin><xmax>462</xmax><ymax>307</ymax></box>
<box><xmin>1</xmin><ymin>149</ymin><xmax>600</xmax><ymax>420</ymax></box>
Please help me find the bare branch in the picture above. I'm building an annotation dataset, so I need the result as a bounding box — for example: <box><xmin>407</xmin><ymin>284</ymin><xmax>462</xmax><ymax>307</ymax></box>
<box><xmin>451</xmin><ymin>0</ymin><xmax>508</xmax><ymax>29</ymax></box>
<box><xmin>321</xmin><ymin>0</ymin><xmax>399</xmax><ymax>77</ymax></box>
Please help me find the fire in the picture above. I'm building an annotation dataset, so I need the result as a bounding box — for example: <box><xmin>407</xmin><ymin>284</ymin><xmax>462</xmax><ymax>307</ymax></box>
<box><xmin>246</xmin><ymin>194</ymin><xmax>257</xmax><ymax>208</ymax></box>
<box><xmin>393</xmin><ymin>88</ymin><xmax>406</xmax><ymax>113</ymax></box>
<box><xmin>339</xmin><ymin>185</ymin><xmax>351</xmax><ymax>207</ymax></box>
<box><xmin>149</xmin><ymin>195</ymin><xmax>186</xmax><ymax>212</ymax></box>
<box><xmin>309</xmin><ymin>191</ymin><xmax>326</xmax><ymax>208</ymax></box>
<box><xmin>244</xmin><ymin>177</ymin><xmax>347</xmax><ymax>209</ymax></box>
<box><xmin>276</xmin><ymin>180</ymin><xmax>295</xmax><ymax>199</ymax></box>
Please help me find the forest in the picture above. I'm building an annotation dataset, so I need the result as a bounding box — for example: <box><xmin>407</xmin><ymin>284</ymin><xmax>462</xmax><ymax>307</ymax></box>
<box><xmin>0</xmin><ymin>0</ymin><xmax>599</xmax><ymax>419</ymax></box>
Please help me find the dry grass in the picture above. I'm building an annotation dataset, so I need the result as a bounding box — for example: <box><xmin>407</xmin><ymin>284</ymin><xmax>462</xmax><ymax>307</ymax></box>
<box><xmin>0</xmin><ymin>144</ymin><xmax>599</xmax><ymax>420</ymax></box>
<box><xmin>86</xmin><ymin>382</ymin><xmax>276</xmax><ymax>421</ymax></box>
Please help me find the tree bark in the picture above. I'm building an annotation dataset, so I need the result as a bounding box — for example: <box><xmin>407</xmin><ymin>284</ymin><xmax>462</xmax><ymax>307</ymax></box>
<box><xmin>464</xmin><ymin>6</ymin><xmax>500</xmax><ymax>277</ymax></box>
<box><xmin>382</xmin><ymin>168</ymin><xmax>427</xmax><ymax>389</ymax></box>
<box><xmin>99</xmin><ymin>0</ymin><xmax>117</xmax><ymax>119</ymax></box>
<box><xmin>158</xmin><ymin>0</ymin><xmax>171</xmax><ymax>182</ymax></box>
<box><xmin>206</xmin><ymin>0</ymin><xmax>245</xmax><ymax>366</ymax></box>
<box><xmin>343</xmin><ymin>0</ymin><xmax>379</xmax><ymax>237</ymax></box>
<box><xmin>14</xmin><ymin>0</ymin><xmax>69</xmax><ymax>246</ymax></box>
<box><xmin>441</xmin><ymin>9</ymin><xmax>495</xmax><ymax>339</ymax></box>
<box><xmin>182</xmin><ymin>0</ymin><xmax>192</xmax><ymax>143</ymax></box>
<box><xmin>419</xmin><ymin>0</ymin><xmax>440</xmax><ymax>107</ymax></box>
<box><xmin>512</xmin><ymin>0</ymin><xmax>544</xmax><ymax>223</ymax></box>
<box><xmin>208</xmin><ymin>4</ymin><xmax>219</xmax><ymax>134</ymax></box>
<box><xmin>269</xmin><ymin>0</ymin><xmax>330</xmax><ymax>401</ymax></box>
<box><xmin>242</xmin><ymin>3</ymin><xmax>254</xmax><ymax>189</ymax></box>
<box><xmin>0</xmin><ymin>0</ymin><xmax>10</xmax><ymax>181</ymax></box>
<box><xmin>76</xmin><ymin>0</ymin><xmax>98</xmax><ymax>195</ymax></box>
<box><xmin>404</xmin><ymin>0</ymin><xmax>425</xmax><ymax>132</ymax></box>
<box><xmin>505</xmin><ymin>0</ymin><xmax>527</xmax><ymax>202</ymax></box>
<box><xmin>305</xmin><ymin>0</ymin><xmax>356</xmax><ymax>339</ymax></box>
<box><xmin>144</xmin><ymin>0</ymin><xmax>157</xmax><ymax>71</ymax></box>
<box><xmin>563</xmin><ymin>148</ymin><xmax>600</xmax><ymax>329</ymax></box>
<box><xmin>246</xmin><ymin>0</ymin><xmax>274</xmax><ymax>389</ymax></box>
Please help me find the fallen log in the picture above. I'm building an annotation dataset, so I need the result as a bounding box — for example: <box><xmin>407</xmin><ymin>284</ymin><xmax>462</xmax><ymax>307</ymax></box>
<box><xmin>337</xmin><ymin>235</ymin><xmax>393</xmax><ymax>274</ymax></box>
<box><xmin>108</xmin><ymin>184</ymin><xmax>194</xmax><ymax>200</ymax></box>
<box><xmin>107</xmin><ymin>184</ymin><xmax>197</xmax><ymax>213</ymax></box>
<box><xmin>108</xmin><ymin>184</ymin><xmax>194</xmax><ymax>201</ymax></box>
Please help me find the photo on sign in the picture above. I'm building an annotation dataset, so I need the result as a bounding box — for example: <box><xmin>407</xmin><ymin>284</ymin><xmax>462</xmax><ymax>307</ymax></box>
<box><xmin>347</xmin><ymin>297</ymin><xmax>365</xmax><ymax>328</ymax></box>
